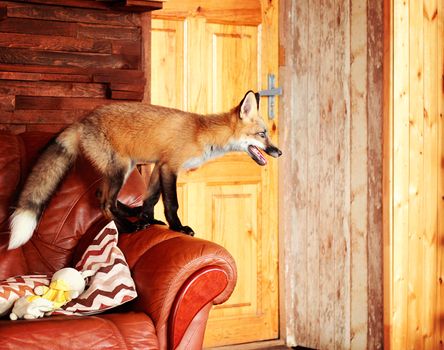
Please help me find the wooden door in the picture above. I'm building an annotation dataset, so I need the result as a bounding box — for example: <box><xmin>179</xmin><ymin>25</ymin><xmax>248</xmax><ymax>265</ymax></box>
<box><xmin>150</xmin><ymin>1</ymin><xmax>279</xmax><ymax>347</ymax></box>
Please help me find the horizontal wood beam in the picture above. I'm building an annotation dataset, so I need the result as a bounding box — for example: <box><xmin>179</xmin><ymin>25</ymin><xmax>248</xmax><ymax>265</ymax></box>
<box><xmin>9</xmin><ymin>0</ymin><xmax>164</xmax><ymax>12</ymax></box>
<box><xmin>152</xmin><ymin>0</ymin><xmax>261</xmax><ymax>25</ymax></box>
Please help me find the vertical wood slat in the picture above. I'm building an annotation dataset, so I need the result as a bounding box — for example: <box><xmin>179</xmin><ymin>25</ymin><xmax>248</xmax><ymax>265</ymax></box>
<box><xmin>306</xmin><ymin>0</ymin><xmax>321</xmax><ymax>347</ymax></box>
<box><xmin>318</xmin><ymin>0</ymin><xmax>336</xmax><ymax>348</ymax></box>
<box><xmin>350</xmin><ymin>0</ymin><xmax>368</xmax><ymax>348</ymax></box>
<box><xmin>392</xmin><ymin>1</ymin><xmax>410</xmax><ymax>350</ymax></box>
<box><xmin>422</xmin><ymin>0</ymin><xmax>439</xmax><ymax>348</ymax></box>
<box><xmin>438</xmin><ymin>0</ymin><xmax>444</xmax><ymax>346</ymax></box>
<box><xmin>333</xmin><ymin>0</ymin><xmax>351</xmax><ymax>347</ymax></box>
<box><xmin>366</xmin><ymin>0</ymin><xmax>384</xmax><ymax>347</ymax></box>
<box><xmin>383</xmin><ymin>0</ymin><xmax>394</xmax><ymax>347</ymax></box>
<box><xmin>407</xmin><ymin>1</ymin><xmax>425</xmax><ymax>349</ymax></box>
<box><xmin>279</xmin><ymin>0</ymin><xmax>309</xmax><ymax>345</ymax></box>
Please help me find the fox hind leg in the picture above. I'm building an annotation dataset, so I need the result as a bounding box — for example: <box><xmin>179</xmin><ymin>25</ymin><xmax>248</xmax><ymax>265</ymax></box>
<box><xmin>99</xmin><ymin>158</ymin><xmax>139</xmax><ymax>232</ymax></box>
<box><xmin>117</xmin><ymin>162</ymin><xmax>166</xmax><ymax>228</ymax></box>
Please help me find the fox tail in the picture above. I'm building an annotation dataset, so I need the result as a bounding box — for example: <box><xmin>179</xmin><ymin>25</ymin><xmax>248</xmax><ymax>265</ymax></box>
<box><xmin>8</xmin><ymin>125</ymin><xmax>82</xmax><ymax>250</ymax></box>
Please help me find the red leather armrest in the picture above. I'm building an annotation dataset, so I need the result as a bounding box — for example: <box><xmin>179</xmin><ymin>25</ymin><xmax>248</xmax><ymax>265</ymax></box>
<box><xmin>118</xmin><ymin>226</ymin><xmax>237</xmax><ymax>350</ymax></box>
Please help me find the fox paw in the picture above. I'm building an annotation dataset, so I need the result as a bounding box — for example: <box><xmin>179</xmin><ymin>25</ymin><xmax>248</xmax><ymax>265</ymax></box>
<box><xmin>147</xmin><ymin>219</ymin><xmax>166</xmax><ymax>226</ymax></box>
<box><xmin>133</xmin><ymin>218</ymin><xmax>166</xmax><ymax>231</ymax></box>
<box><xmin>171</xmin><ymin>225</ymin><xmax>195</xmax><ymax>236</ymax></box>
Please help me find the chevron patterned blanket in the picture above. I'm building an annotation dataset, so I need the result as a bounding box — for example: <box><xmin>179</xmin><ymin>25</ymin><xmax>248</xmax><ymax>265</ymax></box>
<box><xmin>0</xmin><ymin>222</ymin><xmax>137</xmax><ymax>318</ymax></box>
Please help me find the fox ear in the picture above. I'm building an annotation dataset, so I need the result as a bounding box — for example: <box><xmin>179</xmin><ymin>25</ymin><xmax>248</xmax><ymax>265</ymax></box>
<box><xmin>254</xmin><ymin>92</ymin><xmax>261</xmax><ymax>106</ymax></box>
<box><xmin>239</xmin><ymin>91</ymin><xmax>258</xmax><ymax>120</ymax></box>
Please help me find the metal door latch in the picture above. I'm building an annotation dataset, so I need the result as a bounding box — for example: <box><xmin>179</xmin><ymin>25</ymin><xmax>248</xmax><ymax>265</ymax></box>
<box><xmin>259</xmin><ymin>74</ymin><xmax>282</xmax><ymax>120</ymax></box>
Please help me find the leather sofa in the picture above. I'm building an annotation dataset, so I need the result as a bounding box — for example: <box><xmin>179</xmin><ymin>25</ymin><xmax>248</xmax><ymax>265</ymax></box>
<box><xmin>0</xmin><ymin>132</ymin><xmax>237</xmax><ymax>350</ymax></box>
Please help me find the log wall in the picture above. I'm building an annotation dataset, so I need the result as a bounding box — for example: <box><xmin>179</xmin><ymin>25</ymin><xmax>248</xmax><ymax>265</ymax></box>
<box><xmin>0</xmin><ymin>0</ymin><xmax>152</xmax><ymax>134</ymax></box>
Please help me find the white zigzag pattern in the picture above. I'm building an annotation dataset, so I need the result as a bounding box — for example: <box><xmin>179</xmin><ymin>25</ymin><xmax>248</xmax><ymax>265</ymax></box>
<box><xmin>1</xmin><ymin>276</ymin><xmax>50</xmax><ymax>295</ymax></box>
<box><xmin>60</xmin><ymin>287</ymin><xmax>137</xmax><ymax>315</ymax></box>
<box><xmin>55</xmin><ymin>221</ymin><xmax>136</xmax><ymax>315</ymax></box>
<box><xmin>79</xmin><ymin>244</ymin><xmax>116</xmax><ymax>270</ymax></box>
<box><xmin>78</xmin><ymin>279</ymin><xmax>135</xmax><ymax>300</ymax></box>
<box><xmin>76</xmin><ymin>222</ymin><xmax>118</xmax><ymax>268</ymax></box>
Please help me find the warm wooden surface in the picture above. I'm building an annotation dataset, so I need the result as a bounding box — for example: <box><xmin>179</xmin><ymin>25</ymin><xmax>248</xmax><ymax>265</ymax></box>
<box><xmin>152</xmin><ymin>0</ymin><xmax>261</xmax><ymax>25</ymax></box>
<box><xmin>279</xmin><ymin>0</ymin><xmax>383</xmax><ymax>348</ymax></box>
<box><xmin>0</xmin><ymin>1</ymin><xmax>149</xmax><ymax>133</ymax></box>
<box><xmin>151</xmin><ymin>0</ymin><xmax>280</xmax><ymax>346</ymax></box>
<box><xmin>384</xmin><ymin>0</ymin><xmax>444</xmax><ymax>349</ymax></box>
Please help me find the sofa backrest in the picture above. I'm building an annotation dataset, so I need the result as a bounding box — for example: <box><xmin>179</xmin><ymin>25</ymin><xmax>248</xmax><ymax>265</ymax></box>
<box><xmin>0</xmin><ymin>132</ymin><xmax>145</xmax><ymax>279</ymax></box>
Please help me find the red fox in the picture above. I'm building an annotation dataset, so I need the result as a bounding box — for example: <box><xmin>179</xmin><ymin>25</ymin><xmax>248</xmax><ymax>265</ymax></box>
<box><xmin>9</xmin><ymin>90</ymin><xmax>282</xmax><ymax>249</ymax></box>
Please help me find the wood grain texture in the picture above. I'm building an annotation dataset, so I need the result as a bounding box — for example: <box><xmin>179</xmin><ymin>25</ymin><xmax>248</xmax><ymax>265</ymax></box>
<box><xmin>152</xmin><ymin>0</ymin><xmax>261</xmax><ymax>25</ymax></box>
<box><xmin>278</xmin><ymin>0</ymin><xmax>308</xmax><ymax>346</ymax></box>
<box><xmin>5</xmin><ymin>0</ymin><xmax>163</xmax><ymax>12</ymax></box>
<box><xmin>350</xmin><ymin>0</ymin><xmax>369</xmax><ymax>349</ymax></box>
<box><xmin>0</xmin><ymin>32</ymin><xmax>112</xmax><ymax>53</ymax></box>
<box><xmin>438</xmin><ymin>0</ymin><xmax>444</xmax><ymax>347</ymax></box>
<box><xmin>4</xmin><ymin>1</ymin><xmax>141</xmax><ymax>26</ymax></box>
<box><xmin>0</xmin><ymin>0</ymin><xmax>147</xmax><ymax>133</ymax></box>
<box><xmin>382</xmin><ymin>0</ymin><xmax>394</xmax><ymax>347</ymax></box>
<box><xmin>279</xmin><ymin>0</ymin><xmax>383</xmax><ymax>348</ymax></box>
<box><xmin>366</xmin><ymin>1</ymin><xmax>384</xmax><ymax>348</ymax></box>
<box><xmin>384</xmin><ymin>0</ymin><xmax>444</xmax><ymax>349</ymax></box>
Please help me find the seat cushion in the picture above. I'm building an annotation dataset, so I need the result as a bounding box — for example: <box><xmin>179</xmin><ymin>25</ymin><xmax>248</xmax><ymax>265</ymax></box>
<box><xmin>0</xmin><ymin>312</ymin><xmax>159</xmax><ymax>350</ymax></box>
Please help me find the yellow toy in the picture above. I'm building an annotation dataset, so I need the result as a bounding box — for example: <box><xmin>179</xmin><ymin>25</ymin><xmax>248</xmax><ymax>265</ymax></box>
<box><xmin>10</xmin><ymin>267</ymin><xmax>93</xmax><ymax>320</ymax></box>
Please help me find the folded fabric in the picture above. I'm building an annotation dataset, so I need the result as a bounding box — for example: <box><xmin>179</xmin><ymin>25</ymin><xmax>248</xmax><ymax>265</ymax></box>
<box><xmin>0</xmin><ymin>221</ymin><xmax>137</xmax><ymax>318</ymax></box>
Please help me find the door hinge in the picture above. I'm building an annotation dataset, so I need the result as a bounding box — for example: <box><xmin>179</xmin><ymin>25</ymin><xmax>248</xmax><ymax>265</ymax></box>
<box><xmin>259</xmin><ymin>74</ymin><xmax>282</xmax><ymax>120</ymax></box>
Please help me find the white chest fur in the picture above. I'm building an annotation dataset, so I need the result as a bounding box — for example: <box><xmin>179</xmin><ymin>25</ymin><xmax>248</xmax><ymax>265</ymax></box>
<box><xmin>182</xmin><ymin>145</ymin><xmax>232</xmax><ymax>170</ymax></box>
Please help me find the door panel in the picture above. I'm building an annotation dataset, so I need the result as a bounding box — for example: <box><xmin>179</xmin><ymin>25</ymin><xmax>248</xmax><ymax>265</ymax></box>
<box><xmin>150</xmin><ymin>19</ymin><xmax>184</xmax><ymax>109</ymax></box>
<box><xmin>206</xmin><ymin>24</ymin><xmax>258</xmax><ymax>113</ymax></box>
<box><xmin>151</xmin><ymin>1</ymin><xmax>279</xmax><ymax>345</ymax></box>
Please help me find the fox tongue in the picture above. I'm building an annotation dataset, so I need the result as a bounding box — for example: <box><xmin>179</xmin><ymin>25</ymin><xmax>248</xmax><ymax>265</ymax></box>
<box><xmin>248</xmin><ymin>145</ymin><xmax>267</xmax><ymax>166</ymax></box>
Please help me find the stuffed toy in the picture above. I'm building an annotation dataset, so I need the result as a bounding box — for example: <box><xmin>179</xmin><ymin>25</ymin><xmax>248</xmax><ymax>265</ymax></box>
<box><xmin>10</xmin><ymin>267</ymin><xmax>93</xmax><ymax>320</ymax></box>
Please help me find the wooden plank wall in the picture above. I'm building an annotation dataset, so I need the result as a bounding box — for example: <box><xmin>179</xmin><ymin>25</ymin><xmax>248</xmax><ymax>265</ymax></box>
<box><xmin>278</xmin><ymin>0</ymin><xmax>383</xmax><ymax>348</ymax></box>
<box><xmin>0</xmin><ymin>0</ymin><xmax>149</xmax><ymax>134</ymax></box>
<box><xmin>384</xmin><ymin>0</ymin><xmax>444</xmax><ymax>349</ymax></box>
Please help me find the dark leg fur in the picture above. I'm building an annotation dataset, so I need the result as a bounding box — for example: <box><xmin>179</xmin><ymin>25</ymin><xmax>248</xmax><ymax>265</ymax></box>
<box><xmin>116</xmin><ymin>200</ymin><xmax>142</xmax><ymax>217</ymax></box>
<box><xmin>159</xmin><ymin>164</ymin><xmax>194</xmax><ymax>236</ymax></box>
<box><xmin>139</xmin><ymin>163</ymin><xmax>165</xmax><ymax>226</ymax></box>
<box><xmin>100</xmin><ymin>162</ymin><xmax>141</xmax><ymax>233</ymax></box>
<box><xmin>116</xmin><ymin>163</ymin><xmax>166</xmax><ymax>229</ymax></box>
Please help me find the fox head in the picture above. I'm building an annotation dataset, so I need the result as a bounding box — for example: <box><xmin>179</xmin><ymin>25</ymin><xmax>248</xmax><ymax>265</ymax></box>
<box><xmin>233</xmin><ymin>90</ymin><xmax>282</xmax><ymax>166</ymax></box>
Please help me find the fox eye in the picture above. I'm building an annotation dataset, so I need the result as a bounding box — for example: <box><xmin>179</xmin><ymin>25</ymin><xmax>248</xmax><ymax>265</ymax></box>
<box><xmin>257</xmin><ymin>131</ymin><xmax>266</xmax><ymax>138</ymax></box>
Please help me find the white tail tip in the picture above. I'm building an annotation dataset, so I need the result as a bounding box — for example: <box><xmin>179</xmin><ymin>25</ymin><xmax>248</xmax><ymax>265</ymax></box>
<box><xmin>8</xmin><ymin>209</ymin><xmax>37</xmax><ymax>250</ymax></box>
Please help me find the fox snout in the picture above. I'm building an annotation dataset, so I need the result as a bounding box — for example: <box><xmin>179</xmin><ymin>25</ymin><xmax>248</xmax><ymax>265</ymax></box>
<box><xmin>265</xmin><ymin>144</ymin><xmax>282</xmax><ymax>158</ymax></box>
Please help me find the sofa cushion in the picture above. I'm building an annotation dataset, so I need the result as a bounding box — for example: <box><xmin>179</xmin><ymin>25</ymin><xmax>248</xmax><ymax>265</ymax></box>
<box><xmin>0</xmin><ymin>312</ymin><xmax>159</xmax><ymax>350</ymax></box>
<box><xmin>54</xmin><ymin>221</ymin><xmax>137</xmax><ymax>316</ymax></box>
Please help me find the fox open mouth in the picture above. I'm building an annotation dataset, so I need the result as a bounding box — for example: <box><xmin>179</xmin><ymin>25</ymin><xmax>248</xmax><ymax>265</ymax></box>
<box><xmin>247</xmin><ymin>145</ymin><xmax>267</xmax><ymax>166</ymax></box>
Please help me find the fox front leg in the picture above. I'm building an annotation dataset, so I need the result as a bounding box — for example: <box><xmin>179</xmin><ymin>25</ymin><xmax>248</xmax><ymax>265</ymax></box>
<box><xmin>138</xmin><ymin>163</ymin><xmax>166</xmax><ymax>226</ymax></box>
<box><xmin>159</xmin><ymin>164</ymin><xmax>195</xmax><ymax>236</ymax></box>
